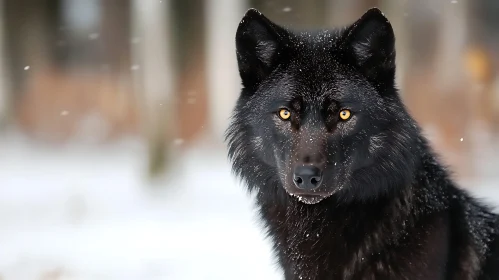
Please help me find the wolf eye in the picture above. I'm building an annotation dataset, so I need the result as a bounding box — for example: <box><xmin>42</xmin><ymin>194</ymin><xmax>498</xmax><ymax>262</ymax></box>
<box><xmin>339</xmin><ymin>109</ymin><xmax>351</xmax><ymax>120</ymax></box>
<box><xmin>279</xmin><ymin>109</ymin><xmax>291</xmax><ymax>120</ymax></box>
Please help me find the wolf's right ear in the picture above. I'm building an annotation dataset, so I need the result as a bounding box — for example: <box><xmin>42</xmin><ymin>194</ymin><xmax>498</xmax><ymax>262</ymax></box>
<box><xmin>340</xmin><ymin>8</ymin><xmax>396</xmax><ymax>88</ymax></box>
<box><xmin>236</xmin><ymin>9</ymin><xmax>287</xmax><ymax>90</ymax></box>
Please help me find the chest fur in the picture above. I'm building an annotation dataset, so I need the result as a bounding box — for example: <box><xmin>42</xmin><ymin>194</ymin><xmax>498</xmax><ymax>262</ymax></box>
<box><xmin>261</xmin><ymin>200</ymin><xmax>450</xmax><ymax>280</ymax></box>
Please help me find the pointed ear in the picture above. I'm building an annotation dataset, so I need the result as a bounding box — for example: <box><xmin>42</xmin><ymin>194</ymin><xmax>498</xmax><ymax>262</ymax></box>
<box><xmin>341</xmin><ymin>8</ymin><xmax>396</xmax><ymax>87</ymax></box>
<box><xmin>235</xmin><ymin>9</ymin><xmax>287</xmax><ymax>90</ymax></box>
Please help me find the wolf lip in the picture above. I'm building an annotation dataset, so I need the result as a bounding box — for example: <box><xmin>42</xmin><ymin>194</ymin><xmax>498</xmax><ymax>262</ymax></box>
<box><xmin>291</xmin><ymin>192</ymin><xmax>328</xmax><ymax>197</ymax></box>
<box><xmin>287</xmin><ymin>190</ymin><xmax>330</xmax><ymax>203</ymax></box>
<box><xmin>292</xmin><ymin>193</ymin><xmax>327</xmax><ymax>204</ymax></box>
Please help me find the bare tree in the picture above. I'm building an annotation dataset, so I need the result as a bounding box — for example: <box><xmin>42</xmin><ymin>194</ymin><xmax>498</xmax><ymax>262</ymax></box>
<box><xmin>205</xmin><ymin>0</ymin><xmax>246</xmax><ymax>144</ymax></box>
<box><xmin>434</xmin><ymin>1</ymin><xmax>468</xmax><ymax>91</ymax></box>
<box><xmin>0</xmin><ymin>0</ymin><xmax>9</xmax><ymax>129</ymax></box>
<box><xmin>131</xmin><ymin>0</ymin><xmax>176</xmax><ymax>178</ymax></box>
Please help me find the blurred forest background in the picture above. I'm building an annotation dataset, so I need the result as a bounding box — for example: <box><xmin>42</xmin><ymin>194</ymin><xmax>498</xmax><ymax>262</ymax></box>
<box><xmin>0</xmin><ymin>0</ymin><xmax>498</xmax><ymax>279</ymax></box>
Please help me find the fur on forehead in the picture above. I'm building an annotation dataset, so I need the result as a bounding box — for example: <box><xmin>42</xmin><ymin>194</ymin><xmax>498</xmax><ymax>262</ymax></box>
<box><xmin>236</xmin><ymin>7</ymin><xmax>396</xmax><ymax>93</ymax></box>
<box><xmin>254</xmin><ymin>64</ymin><xmax>382</xmax><ymax>108</ymax></box>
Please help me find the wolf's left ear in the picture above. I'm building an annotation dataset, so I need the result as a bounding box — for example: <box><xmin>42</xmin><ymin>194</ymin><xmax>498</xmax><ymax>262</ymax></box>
<box><xmin>341</xmin><ymin>8</ymin><xmax>395</xmax><ymax>87</ymax></box>
<box><xmin>236</xmin><ymin>9</ymin><xmax>288</xmax><ymax>91</ymax></box>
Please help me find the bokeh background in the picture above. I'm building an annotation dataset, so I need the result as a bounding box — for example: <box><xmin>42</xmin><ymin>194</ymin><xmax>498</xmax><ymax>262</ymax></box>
<box><xmin>0</xmin><ymin>0</ymin><xmax>498</xmax><ymax>279</ymax></box>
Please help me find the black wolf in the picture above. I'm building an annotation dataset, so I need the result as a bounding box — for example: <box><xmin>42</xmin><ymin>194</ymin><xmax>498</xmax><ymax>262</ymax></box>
<box><xmin>226</xmin><ymin>7</ymin><xmax>499</xmax><ymax>280</ymax></box>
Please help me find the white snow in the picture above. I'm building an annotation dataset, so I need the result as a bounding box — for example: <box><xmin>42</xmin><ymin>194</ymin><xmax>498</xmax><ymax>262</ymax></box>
<box><xmin>0</xmin><ymin>131</ymin><xmax>281</xmax><ymax>280</ymax></box>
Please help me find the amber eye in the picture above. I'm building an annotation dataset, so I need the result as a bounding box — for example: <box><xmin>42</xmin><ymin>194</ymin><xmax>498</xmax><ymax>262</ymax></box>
<box><xmin>279</xmin><ymin>109</ymin><xmax>291</xmax><ymax>120</ymax></box>
<box><xmin>339</xmin><ymin>109</ymin><xmax>351</xmax><ymax>120</ymax></box>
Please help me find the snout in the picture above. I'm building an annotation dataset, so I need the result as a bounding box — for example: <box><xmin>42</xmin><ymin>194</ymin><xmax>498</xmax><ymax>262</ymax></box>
<box><xmin>293</xmin><ymin>165</ymin><xmax>323</xmax><ymax>190</ymax></box>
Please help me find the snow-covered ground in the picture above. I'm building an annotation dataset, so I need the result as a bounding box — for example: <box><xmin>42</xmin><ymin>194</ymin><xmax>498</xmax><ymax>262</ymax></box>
<box><xmin>0</xmin><ymin>131</ymin><xmax>497</xmax><ymax>280</ymax></box>
<box><xmin>0</xmin><ymin>132</ymin><xmax>281</xmax><ymax>280</ymax></box>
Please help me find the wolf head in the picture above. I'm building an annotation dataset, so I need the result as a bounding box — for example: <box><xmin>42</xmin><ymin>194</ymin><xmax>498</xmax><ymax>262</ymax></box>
<box><xmin>227</xmin><ymin>8</ymin><xmax>422</xmax><ymax>205</ymax></box>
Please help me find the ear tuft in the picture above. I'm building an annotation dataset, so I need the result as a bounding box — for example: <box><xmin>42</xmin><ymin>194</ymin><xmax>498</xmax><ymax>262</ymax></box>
<box><xmin>240</xmin><ymin>8</ymin><xmax>264</xmax><ymax>22</ymax></box>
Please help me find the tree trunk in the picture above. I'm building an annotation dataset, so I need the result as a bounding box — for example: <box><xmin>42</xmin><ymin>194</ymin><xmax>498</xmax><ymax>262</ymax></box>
<box><xmin>0</xmin><ymin>0</ymin><xmax>9</xmax><ymax>129</ymax></box>
<box><xmin>205</xmin><ymin>0</ymin><xmax>246</xmax><ymax>144</ymax></box>
<box><xmin>131</xmin><ymin>0</ymin><xmax>175</xmax><ymax>178</ymax></box>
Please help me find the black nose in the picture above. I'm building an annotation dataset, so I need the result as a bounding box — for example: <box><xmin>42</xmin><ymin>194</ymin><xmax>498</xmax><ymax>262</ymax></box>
<box><xmin>293</xmin><ymin>165</ymin><xmax>322</xmax><ymax>190</ymax></box>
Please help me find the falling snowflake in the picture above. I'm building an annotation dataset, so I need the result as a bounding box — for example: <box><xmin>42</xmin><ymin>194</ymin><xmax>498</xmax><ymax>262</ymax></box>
<box><xmin>173</xmin><ymin>139</ymin><xmax>184</xmax><ymax>145</ymax></box>
<box><xmin>88</xmin><ymin>33</ymin><xmax>100</xmax><ymax>40</ymax></box>
<box><xmin>131</xmin><ymin>37</ymin><xmax>141</xmax><ymax>44</ymax></box>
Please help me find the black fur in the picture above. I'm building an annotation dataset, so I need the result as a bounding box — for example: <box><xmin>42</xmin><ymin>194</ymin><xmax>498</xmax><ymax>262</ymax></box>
<box><xmin>226</xmin><ymin>8</ymin><xmax>499</xmax><ymax>280</ymax></box>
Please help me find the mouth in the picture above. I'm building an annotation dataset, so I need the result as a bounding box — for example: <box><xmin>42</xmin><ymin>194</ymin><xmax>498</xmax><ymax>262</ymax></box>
<box><xmin>287</xmin><ymin>192</ymin><xmax>330</xmax><ymax>205</ymax></box>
